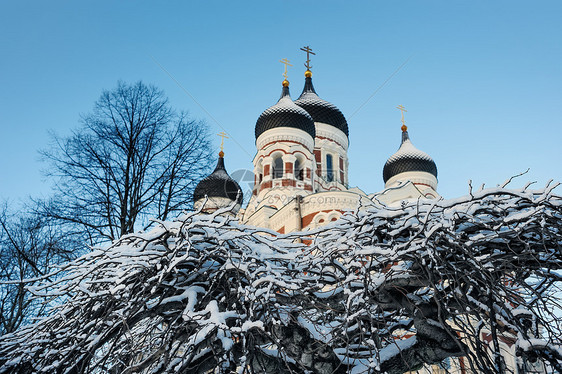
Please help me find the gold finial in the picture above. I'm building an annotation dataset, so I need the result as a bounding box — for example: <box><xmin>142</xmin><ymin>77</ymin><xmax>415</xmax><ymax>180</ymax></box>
<box><xmin>217</xmin><ymin>131</ymin><xmax>229</xmax><ymax>156</ymax></box>
<box><xmin>279</xmin><ymin>58</ymin><xmax>293</xmax><ymax>84</ymax></box>
<box><xmin>300</xmin><ymin>45</ymin><xmax>316</xmax><ymax>71</ymax></box>
<box><xmin>397</xmin><ymin>105</ymin><xmax>408</xmax><ymax>132</ymax></box>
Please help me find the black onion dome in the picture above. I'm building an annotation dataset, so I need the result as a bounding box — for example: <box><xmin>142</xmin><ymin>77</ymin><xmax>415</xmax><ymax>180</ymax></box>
<box><xmin>383</xmin><ymin>130</ymin><xmax>437</xmax><ymax>183</ymax></box>
<box><xmin>255</xmin><ymin>85</ymin><xmax>315</xmax><ymax>140</ymax></box>
<box><xmin>294</xmin><ymin>76</ymin><xmax>349</xmax><ymax>137</ymax></box>
<box><xmin>193</xmin><ymin>156</ymin><xmax>243</xmax><ymax>204</ymax></box>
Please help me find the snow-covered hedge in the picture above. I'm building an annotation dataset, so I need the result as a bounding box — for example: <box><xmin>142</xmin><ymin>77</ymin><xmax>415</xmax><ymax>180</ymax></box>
<box><xmin>0</xmin><ymin>185</ymin><xmax>561</xmax><ymax>374</ymax></box>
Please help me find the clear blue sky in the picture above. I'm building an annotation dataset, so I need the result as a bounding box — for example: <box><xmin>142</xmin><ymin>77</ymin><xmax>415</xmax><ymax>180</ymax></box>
<box><xmin>1</xmin><ymin>1</ymin><xmax>561</xmax><ymax>205</ymax></box>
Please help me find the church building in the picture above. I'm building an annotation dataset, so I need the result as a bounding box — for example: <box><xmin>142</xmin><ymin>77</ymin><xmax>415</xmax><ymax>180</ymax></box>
<box><xmin>193</xmin><ymin>48</ymin><xmax>439</xmax><ymax>233</ymax></box>
<box><xmin>192</xmin><ymin>48</ymin><xmax>543</xmax><ymax>374</ymax></box>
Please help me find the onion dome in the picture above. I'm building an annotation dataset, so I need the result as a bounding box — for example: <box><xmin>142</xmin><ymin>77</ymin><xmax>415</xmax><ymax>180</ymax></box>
<box><xmin>294</xmin><ymin>70</ymin><xmax>349</xmax><ymax>137</ymax></box>
<box><xmin>193</xmin><ymin>152</ymin><xmax>243</xmax><ymax>205</ymax></box>
<box><xmin>383</xmin><ymin>126</ymin><xmax>437</xmax><ymax>183</ymax></box>
<box><xmin>255</xmin><ymin>80</ymin><xmax>315</xmax><ymax>140</ymax></box>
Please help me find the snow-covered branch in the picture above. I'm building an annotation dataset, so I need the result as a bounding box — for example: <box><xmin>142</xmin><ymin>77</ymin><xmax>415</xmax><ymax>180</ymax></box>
<box><xmin>0</xmin><ymin>185</ymin><xmax>561</xmax><ymax>373</ymax></box>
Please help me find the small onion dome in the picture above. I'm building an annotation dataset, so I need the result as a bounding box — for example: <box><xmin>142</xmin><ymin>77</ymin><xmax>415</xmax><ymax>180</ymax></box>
<box><xmin>383</xmin><ymin>127</ymin><xmax>437</xmax><ymax>183</ymax></box>
<box><xmin>193</xmin><ymin>153</ymin><xmax>243</xmax><ymax>205</ymax></box>
<box><xmin>294</xmin><ymin>71</ymin><xmax>349</xmax><ymax>137</ymax></box>
<box><xmin>255</xmin><ymin>81</ymin><xmax>315</xmax><ymax>140</ymax></box>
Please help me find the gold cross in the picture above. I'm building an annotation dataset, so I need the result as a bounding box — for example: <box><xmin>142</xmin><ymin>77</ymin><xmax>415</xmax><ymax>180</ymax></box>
<box><xmin>279</xmin><ymin>58</ymin><xmax>292</xmax><ymax>80</ymax></box>
<box><xmin>217</xmin><ymin>131</ymin><xmax>229</xmax><ymax>152</ymax></box>
<box><xmin>396</xmin><ymin>105</ymin><xmax>407</xmax><ymax>127</ymax></box>
<box><xmin>300</xmin><ymin>45</ymin><xmax>316</xmax><ymax>70</ymax></box>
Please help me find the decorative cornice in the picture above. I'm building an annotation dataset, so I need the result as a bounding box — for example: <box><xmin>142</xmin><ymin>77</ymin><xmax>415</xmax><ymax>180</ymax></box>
<box><xmin>315</xmin><ymin>122</ymin><xmax>349</xmax><ymax>150</ymax></box>
<box><xmin>385</xmin><ymin>171</ymin><xmax>438</xmax><ymax>190</ymax></box>
<box><xmin>256</xmin><ymin>127</ymin><xmax>315</xmax><ymax>152</ymax></box>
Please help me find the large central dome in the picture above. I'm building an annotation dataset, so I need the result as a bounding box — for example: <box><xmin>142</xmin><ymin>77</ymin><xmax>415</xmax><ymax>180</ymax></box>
<box><xmin>255</xmin><ymin>83</ymin><xmax>315</xmax><ymax>140</ymax></box>
<box><xmin>294</xmin><ymin>73</ymin><xmax>349</xmax><ymax>137</ymax></box>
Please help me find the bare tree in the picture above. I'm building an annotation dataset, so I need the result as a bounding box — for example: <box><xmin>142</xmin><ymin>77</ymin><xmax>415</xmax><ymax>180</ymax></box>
<box><xmin>39</xmin><ymin>81</ymin><xmax>213</xmax><ymax>245</ymax></box>
<box><xmin>0</xmin><ymin>202</ymin><xmax>78</xmax><ymax>335</ymax></box>
<box><xmin>0</xmin><ymin>184</ymin><xmax>561</xmax><ymax>373</ymax></box>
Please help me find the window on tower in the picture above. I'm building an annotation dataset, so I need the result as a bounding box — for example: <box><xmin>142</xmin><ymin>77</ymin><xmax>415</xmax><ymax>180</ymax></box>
<box><xmin>294</xmin><ymin>158</ymin><xmax>304</xmax><ymax>181</ymax></box>
<box><xmin>272</xmin><ymin>156</ymin><xmax>283</xmax><ymax>179</ymax></box>
<box><xmin>326</xmin><ymin>154</ymin><xmax>334</xmax><ymax>182</ymax></box>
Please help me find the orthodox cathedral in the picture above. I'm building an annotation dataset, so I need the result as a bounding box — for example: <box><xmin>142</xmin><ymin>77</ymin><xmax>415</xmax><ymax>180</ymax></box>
<box><xmin>193</xmin><ymin>49</ymin><xmax>439</xmax><ymax>232</ymax></box>
<box><xmin>192</xmin><ymin>49</ymin><xmax>543</xmax><ymax>374</ymax></box>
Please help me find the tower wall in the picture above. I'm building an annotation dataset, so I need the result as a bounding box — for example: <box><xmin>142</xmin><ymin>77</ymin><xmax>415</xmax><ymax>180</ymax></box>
<box><xmin>313</xmin><ymin>123</ymin><xmax>349</xmax><ymax>192</ymax></box>
<box><xmin>385</xmin><ymin>171</ymin><xmax>438</xmax><ymax>192</ymax></box>
<box><xmin>252</xmin><ymin>127</ymin><xmax>315</xmax><ymax>198</ymax></box>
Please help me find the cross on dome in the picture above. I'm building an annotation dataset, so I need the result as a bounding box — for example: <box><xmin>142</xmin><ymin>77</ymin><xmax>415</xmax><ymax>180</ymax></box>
<box><xmin>217</xmin><ymin>131</ymin><xmax>229</xmax><ymax>156</ymax></box>
<box><xmin>279</xmin><ymin>58</ymin><xmax>292</xmax><ymax>86</ymax></box>
<box><xmin>300</xmin><ymin>45</ymin><xmax>316</xmax><ymax>71</ymax></box>
<box><xmin>397</xmin><ymin>104</ymin><xmax>408</xmax><ymax>132</ymax></box>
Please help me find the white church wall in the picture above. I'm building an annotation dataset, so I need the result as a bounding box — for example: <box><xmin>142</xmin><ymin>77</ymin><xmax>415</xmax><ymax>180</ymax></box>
<box><xmin>256</xmin><ymin>126</ymin><xmax>315</xmax><ymax>153</ymax></box>
<box><xmin>194</xmin><ymin>197</ymin><xmax>240</xmax><ymax>215</ymax></box>
<box><xmin>314</xmin><ymin>122</ymin><xmax>350</xmax><ymax>190</ymax></box>
<box><xmin>385</xmin><ymin>170</ymin><xmax>438</xmax><ymax>191</ymax></box>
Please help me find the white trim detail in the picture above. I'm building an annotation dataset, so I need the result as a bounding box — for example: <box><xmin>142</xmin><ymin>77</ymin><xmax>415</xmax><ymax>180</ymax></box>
<box><xmin>385</xmin><ymin>171</ymin><xmax>438</xmax><ymax>191</ymax></box>
<box><xmin>315</xmin><ymin>122</ymin><xmax>349</xmax><ymax>150</ymax></box>
<box><xmin>256</xmin><ymin>127</ymin><xmax>315</xmax><ymax>152</ymax></box>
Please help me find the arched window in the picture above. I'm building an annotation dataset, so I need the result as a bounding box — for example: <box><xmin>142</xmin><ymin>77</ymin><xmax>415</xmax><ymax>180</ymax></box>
<box><xmin>257</xmin><ymin>160</ymin><xmax>263</xmax><ymax>185</ymax></box>
<box><xmin>326</xmin><ymin>154</ymin><xmax>334</xmax><ymax>182</ymax></box>
<box><xmin>294</xmin><ymin>158</ymin><xmax>304</xmax><ymax>181</ymax></box>
<box><xmin>272</xmin><ymin>156</ymin><xmax>283</xmax><ymax>179</ymax></box>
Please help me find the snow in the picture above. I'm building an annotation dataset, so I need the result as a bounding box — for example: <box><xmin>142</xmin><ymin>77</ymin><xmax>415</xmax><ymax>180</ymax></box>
<box><xmin>0</xmin><ymin>186</ymin><xmax>561</xmax><ymax>373</ymax></box>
